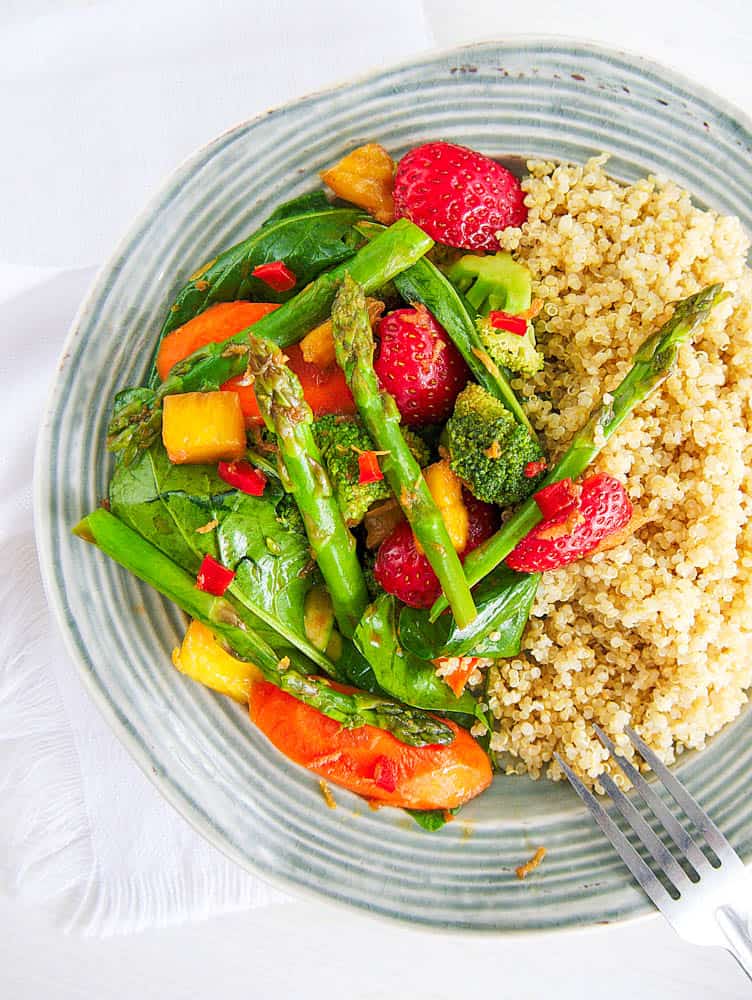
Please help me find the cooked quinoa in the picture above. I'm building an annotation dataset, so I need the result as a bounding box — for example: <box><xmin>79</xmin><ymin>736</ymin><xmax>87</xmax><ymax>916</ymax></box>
<box><xmin>484</xmin><ymin>156</ymin><xmax>752</xmax><ymax>788</ymax></box>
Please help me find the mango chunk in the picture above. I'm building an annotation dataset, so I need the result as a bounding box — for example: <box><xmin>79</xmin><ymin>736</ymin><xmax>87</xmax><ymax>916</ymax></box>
<box><xmin>300</xmin><ymin>298</ymin><xmax>384</xmax><ymax>369</ymax></box>
<box><xmin>172</xmin><ymin>620</ymin><xmax>262</xmax><ymax>703</ymax></box>
<box><xmin>162</xmin><ymin>391</ymin><xmax>246</xmax><ymax>464</ymax></box>
<box><xmin>424</xmin><ymin>459</ymin><xmax>469</xmax><ymax>553</ymax></box>
<box><xmin>320</xmin><ymin>143</ymin><xmax>395</xmax><ymax>224</ymax></box>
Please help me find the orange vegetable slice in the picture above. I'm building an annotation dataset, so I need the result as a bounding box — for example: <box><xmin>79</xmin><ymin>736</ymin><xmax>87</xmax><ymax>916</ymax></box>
<box><xmin>156</xmin><ymin>301</ymin><xmax>280</xmax><ymax>381</ymax></box>
<box><xmin>249</xmin><ymin>679</ymin><xmax>492</xmax><ymax>811</ymax></box>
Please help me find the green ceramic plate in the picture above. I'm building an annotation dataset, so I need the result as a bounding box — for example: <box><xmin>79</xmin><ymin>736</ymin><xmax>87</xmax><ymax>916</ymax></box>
<box><xmin>35</xmin><ymin>39</ymin><xmax>752</xmax><ymax>932</ymax></box>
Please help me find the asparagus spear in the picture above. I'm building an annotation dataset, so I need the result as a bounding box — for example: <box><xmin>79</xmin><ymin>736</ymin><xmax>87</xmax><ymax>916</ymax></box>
<box><xmin>430</xmin><ymin>282</ymin><xmax>727</xmax><ymax>619</ymax></box>
<box><xmin>73</xmin><ymin>508</ymin><xmax>454</xmax><ymax>747</ymax></box>
<box><xmin>244</xmin><ymin>333</ymin><xmax>369</xmax><ymax>639</ymax></box>
<box><xmin>108</xmin><ymin>220</ymin><xmax>434</xmax><ymax>465</ymax></box>
<box><xmin>332</xmin><ymin>274</ymin><xmax>478</xmax><ymax>629</ymax></box>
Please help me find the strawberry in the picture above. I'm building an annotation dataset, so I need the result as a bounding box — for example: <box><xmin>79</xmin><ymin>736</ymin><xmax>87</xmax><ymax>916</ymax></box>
<box><xmin>463</xmin><ymin>491</ymin><xmax>501</xmax><ymax>553</ymax></box>
<box><xmin>393</xmin><ymin>141</ymin><xmax>527</xmax><ymax>252</ymax></box>
<box><xmin>374</xmin><ymin>493</ymin><xmax>498</xmax><ymax>608</ymax></box>
<box><xmin>374</xmin><ymin>306</ymin><xmax>469</xmax><ymax>425</ymax></box>
<box><xmin>374</xmin><ymin>521</ymin><xmax>441</xmax><ymax>608</ymax></box>
<box><xmin>506</xmin><ymin>473</ymin><xmax>633</xmax><ymax>573</ymax></box>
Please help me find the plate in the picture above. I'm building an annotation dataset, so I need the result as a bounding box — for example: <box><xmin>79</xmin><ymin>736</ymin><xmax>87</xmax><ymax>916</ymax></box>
<box><xmin>34</xmin><ymin>38</ymin><xmax>752</xmax><ymax>932</ymax></box>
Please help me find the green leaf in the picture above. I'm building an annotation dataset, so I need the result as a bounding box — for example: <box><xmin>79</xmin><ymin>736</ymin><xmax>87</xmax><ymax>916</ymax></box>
<box><xmin>156</xmin><ymin>202</ymin><xmax>365</xmax><ymax>340</ymax></box>
<box><xmin>399</xmin><ymin>567</ymin><xmax>540</xmax><ymax>660</ymax></box>
<box><xmin>332</xmin><ymin>637</ymin><xmax>382</xmax><ymax>693</ymax></box>
<box><xmin>109</xmin><ymin>444</ymin><xmax>319</xmax><ymax>662</ymax></box>
<box><xmin>260</xmin><ymin>191</ymin><xmax>332</xmax><ymax>225</ymax></box>
<box><xmin>353</xmin><ymin>594</ymin><xmax>477</xmax><ymax>714</ymax></box>
<box><xmin>407</xmin><ymin>808</ymin><xmax>459</xmax><ymax>832</ymax></box>
<box><xmin>217</xmin><ymin>489</ymin><xmax>314</xmax><ymax>639</ymax></box>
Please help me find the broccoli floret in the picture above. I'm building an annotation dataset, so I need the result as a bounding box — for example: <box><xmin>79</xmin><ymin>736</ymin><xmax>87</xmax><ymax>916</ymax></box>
<box><xmin>446</xmin><ymin>251</ymin><xmax>544</xmax><ymax>376</ymax></box>
<box><xmin>444</xmin><ymin>383</ymin><xmax>546</xmax><ymax>506</ymax></box>
<box><xmin>447</xmin><ymin>252</ymin><xmax>533</xmax><ymax>315</ymax></box>
<box><xmin>477</xmin><ymin>317</ymin><xmax>544</xmax><ymax>377</ymax></box>
<box><xmin>312</xmin><ymin>415</ymin><xmax>429</xmax><ymax>526</ymax></box>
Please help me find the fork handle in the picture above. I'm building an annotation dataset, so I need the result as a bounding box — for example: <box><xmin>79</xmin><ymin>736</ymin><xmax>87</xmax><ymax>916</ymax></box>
<box><xmin>716</xmin><ymin>905</ymin><xmax>752</xmax><ymax>982</ymax></box>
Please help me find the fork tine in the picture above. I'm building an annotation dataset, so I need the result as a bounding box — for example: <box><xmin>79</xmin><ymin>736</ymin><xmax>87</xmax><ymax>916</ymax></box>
<box><xmin>555</xmin><ymin>753</ymin><xmax>676</xmax><ymax>911</ymax></box>
<box><xmin>597</xmin><ymin>770</ymin><xmax>689</xmax><ymax>892</ymax></box>
<box><xmin>592</xmin><ymin>724</ymin><xmax>708</xmax><ymax>875</ymax></box>
<box><xmin>625</xmin><ymin>727</ymin><xmax>738</xmax><ymax>864</ymax></box>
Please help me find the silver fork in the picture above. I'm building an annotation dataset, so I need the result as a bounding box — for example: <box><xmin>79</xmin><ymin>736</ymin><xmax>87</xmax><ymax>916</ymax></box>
<box><xmin>556</xmin><ymin>725</ymin><xmax>752</xmax><ymax>981</ymax></box>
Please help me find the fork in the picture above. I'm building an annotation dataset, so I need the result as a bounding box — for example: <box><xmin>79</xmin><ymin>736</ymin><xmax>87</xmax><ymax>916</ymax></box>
<box><xmin>555</xmin><ymin>725</ymin><xmax>752</xmax><ymax>981</ymax></box>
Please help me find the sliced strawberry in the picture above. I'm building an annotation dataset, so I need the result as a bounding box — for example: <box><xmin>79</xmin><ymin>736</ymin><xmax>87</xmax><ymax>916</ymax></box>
<box><xmin>393</xmin><ymin>141</ymin><xmax>527</xmax><ymax>252</ymax></box>
<box><xmin>506</xmin><ymin>473</ymin><xmax>633</xmax><ymax>573</ymax></box>
<box><xmin>374</xmin><ymin>493</ymin><xmax>498</xmax><ymax>609</ymax></box>
<box><xmin>374</xmin><ymin>306</ymin><xmax>469</xmax><ymax>425</ymax></box>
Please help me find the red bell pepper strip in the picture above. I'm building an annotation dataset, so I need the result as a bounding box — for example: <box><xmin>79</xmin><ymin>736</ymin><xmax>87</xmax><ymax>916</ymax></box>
<box><xmin>524</xmin><ymin>459</ymin><xmax>548</xmax><ymax>478</ymax></box>
<box><xmin>357</xmin><ymin>450</ymin><xmax>384</xmax><ymax>485</ymax></box>
<box><xmin>533</xmin><ymin>478</ymin><xmax>579</xmax><ymax>520</ymax></box>
<box><xmin>488</xmin><ymin>310</ymin><xmax>528</xmax><ymax>336</ymax></box>
<box><xmin>372</xmin><ymin>755</ymin><xmax>399</xmax><ymax>792</ymax></box>
<box><xmin>252</xmin><ymin>261</ymin><xmax>297</xmax><ymax>292</ymax></box>
<box><xmin>196</xmin><ymin>554</ymin><xmax>235</xmax><ymax>596</ymax></box>
<box><xmin>217</xmin><ymin>460</ymin><xmax>267</xmax><ymax>496</ymax></box>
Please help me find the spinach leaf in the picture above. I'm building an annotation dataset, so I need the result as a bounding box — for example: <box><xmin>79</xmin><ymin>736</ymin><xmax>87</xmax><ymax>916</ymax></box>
<box><xmin>408</xmin><ymin>808</ymin><xmax>459</xmax><ymax>832</ymax></box>
<box><xmin>217</xmin><ymin>489</ymin><xmax>314</xmax><ymax>639</ymax></box>
<box><xmin>109</xmin><ymin>444</ymin><xmax>319</xmax><ymax>662</ymax></box>
<box><xmin>151</xmin><ymin>197</ymin><xmax>366</xmax><ymax>376</ymax></box>
<box><xmin>399</xmin><ymin>567</ymin><xmax>540</xmax><ymax>660</ymax></box>
<box><xmin>353</xmin><ymin>594</ymin><xmax>477</xmax><ymax>715</ymax></box>
<box><xmin>261</xmin><ymin>191</ymin><xmax>332</xmax><ymax>225</ymax></box>
<box><xmin>332</xmin><ymin>637</ymin><xmax>382</xmax><ymax>693</ymax></box>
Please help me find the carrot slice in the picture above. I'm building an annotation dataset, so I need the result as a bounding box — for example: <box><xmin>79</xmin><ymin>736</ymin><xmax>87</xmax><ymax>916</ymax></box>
<box><xmin>249</xmin><ymin>679</ymin><xmax>492</xmax><ymax>811</ymax></box>
<box><xmin>156</xmin><ymin>301</ymin><xmax>280</xmax><ymax>381</ymax></box>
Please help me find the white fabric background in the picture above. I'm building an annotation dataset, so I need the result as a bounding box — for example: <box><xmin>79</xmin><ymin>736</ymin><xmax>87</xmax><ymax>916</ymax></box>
<box><xmin>0</xmin><ymin>0</ymin><xmax>432</xmax><ymax>936</ymax></box>
<box><xmin>2</xmin><ymin>1</ymin><xmax>752</xmax><ymax>996</ymax></box>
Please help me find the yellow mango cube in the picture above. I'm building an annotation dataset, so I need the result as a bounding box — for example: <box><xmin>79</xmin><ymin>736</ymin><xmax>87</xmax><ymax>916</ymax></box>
<box><xmin>320</xmin><ymin>143</ymin><xmax>395</xmax><ymax>224</ymax></box>
<box><xmin>162</xmin><ymin>391</ymin><xmax>246</xmax><ymax>464</ymax></box>
<box><xmin>172</xmin><ymin>620</ymin><xmax>262</xmax><ymax>703</ymax></box>
<box><xmin>299</xmin><ymin>298</ymin><xmax>384</xmax><ymax>369</ymax></box>
<box><xmin>424</xmin><ymin>460</ymin><xmax>469</xmax><ymax>553</ymax></box>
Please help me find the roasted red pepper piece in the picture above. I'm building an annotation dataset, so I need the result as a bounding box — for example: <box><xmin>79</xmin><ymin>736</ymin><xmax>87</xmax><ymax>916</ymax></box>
<box><xmin>524</xmin><ymin>459</ymin><xmax>548</xmax><ymax>479</ymax></box>
<box><xmin>488</xmin><ymin>310</ymin><xmax>528</xmax><ymax>336</ymax></box>
<box><xmin>357</xmin><ymin>450</ymin><xmax>384</xmax><ymax>485</ymax></box>
<box><xmin>195</xmin><ymin>554</ymin><xmax>235</xmax><ymax>596</ymax></box>
<box><xmin>533</xmin><ymin>478</ymin><xmax>579</xmax><ymax>520</ymax></box>
<box><xmin>217</xmin><ymin>460</ymin><xmax>267</xmax><ymax>496</ymax></box>
<box><xmin>252</xmin><ymin>260</ymin><xmax>297</xmax><ymax>292</ymax></box>
<box><xmin>372</xmin><ymin>755</ymin><xmax>399</xmax><ymax>792</ymax></box>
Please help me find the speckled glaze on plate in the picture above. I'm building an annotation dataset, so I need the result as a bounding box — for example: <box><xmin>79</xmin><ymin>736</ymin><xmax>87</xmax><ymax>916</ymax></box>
<box><xmin>35</xmin><ymin>39</ymin><xmax>752</xmax><ymax>933</ymax></box>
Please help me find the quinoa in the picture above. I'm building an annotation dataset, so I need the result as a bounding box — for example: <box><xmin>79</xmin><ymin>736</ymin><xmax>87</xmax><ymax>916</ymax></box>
<box><xmin>487</xmin><ymin>156</ymin><xmax>752</xmax><ymax>788</ymax></box>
